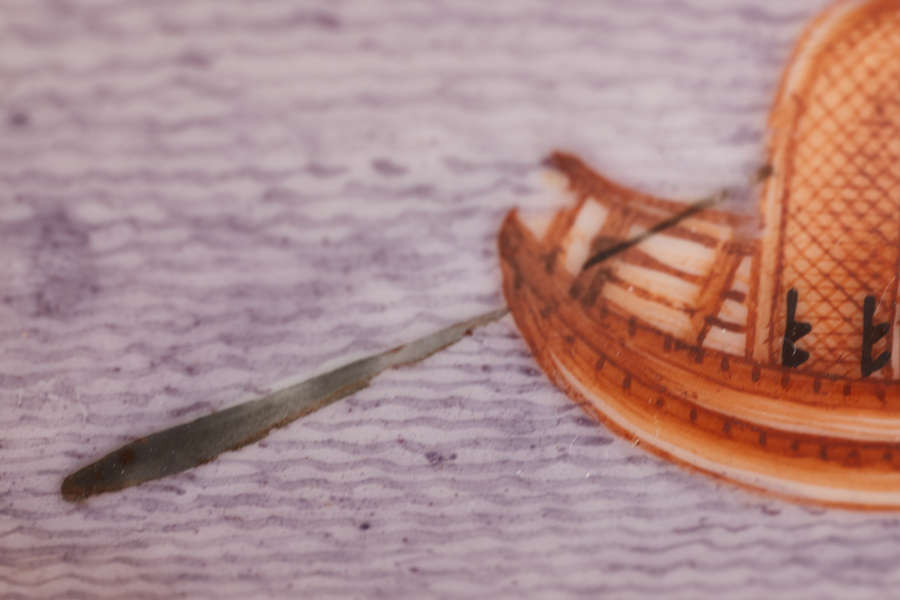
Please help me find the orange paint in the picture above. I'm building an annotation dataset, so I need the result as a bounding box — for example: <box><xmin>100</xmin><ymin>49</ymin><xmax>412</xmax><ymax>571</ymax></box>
<box><xmin>499</xmin><ymin>0</ymin><xmax>900</xmax><ymax>509</ymax></box>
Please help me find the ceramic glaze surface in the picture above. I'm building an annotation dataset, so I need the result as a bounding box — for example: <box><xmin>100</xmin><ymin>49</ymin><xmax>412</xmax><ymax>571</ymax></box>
<box><xmin>8</xmin><ymin>1</ymin><xmax>900</xmax><ymax>599</ymax></box>
<box><xmin>501</xmin><ymin>0</ymin><xmax>900</xmax><ymax>509</ymax></box>
<box><xmin>759</xmin><ymin>0</ymin><xmax>900</xmax><ymax>377</ymax></box>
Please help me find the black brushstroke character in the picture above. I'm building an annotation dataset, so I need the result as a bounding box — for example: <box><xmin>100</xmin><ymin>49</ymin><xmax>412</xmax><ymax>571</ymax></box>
<box><xmin>861</xmin><ymin>295</ymin><xmax>891</xmax><ymax>377</ymax></box>
<box><xmin>782</xmin><ymin>288</ymin><xmax>811</xmax><ymax>368</ymax></box>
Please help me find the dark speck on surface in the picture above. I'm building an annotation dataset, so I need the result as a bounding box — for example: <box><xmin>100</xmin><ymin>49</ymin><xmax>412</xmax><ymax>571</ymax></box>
<box><xmin>306</xmin><ymin>162</ymin><xmax>346</xmax><ymax>177</ymax></box>
<box><xmin>425</xmin><ymin>451</ymin><xmax>456</xmax><ymax>466</ymax></box>
<box><xmin>371</xmin><ymin>158</ymin><xmax>408</xmax><ymax>177</ymax></box>
<box><xmin>359</xmin><ymin>522</ymin><xmax>371</xmax><ymax>531</ymax></box>
<box><xmin>8</xmin><ymin>111</ymin><xmax>29</xmax><ymax>127</ymax></box>
<box><xmin>518</xmin><ymin>366</ymin><xmax>540</xmax><ymax>377</ymax></box>
<box><xmin>176</xmin><ymin>49</ymin><xmax>212</xmax><ymax>68</ymax></box>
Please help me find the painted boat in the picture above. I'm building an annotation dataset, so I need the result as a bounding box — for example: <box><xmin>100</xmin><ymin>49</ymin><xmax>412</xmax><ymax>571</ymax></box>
<box><xmin>499</xmin><ymin>0</ymin><xmax>900</xmax><ymax>509</ymax></box>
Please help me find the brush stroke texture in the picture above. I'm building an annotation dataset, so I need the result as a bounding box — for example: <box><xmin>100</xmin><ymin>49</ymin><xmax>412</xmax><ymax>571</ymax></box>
<box><xmin>6</xmin><ymin>1</ymin><xmax>898</xmax><ymax>599</ymax></box>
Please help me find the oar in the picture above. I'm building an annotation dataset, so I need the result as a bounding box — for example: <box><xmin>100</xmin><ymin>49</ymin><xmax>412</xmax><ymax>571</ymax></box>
<box><xmin>62</xmin><ymin>188</ymin><xmax>735</xmax><ymax>502</ymax></box>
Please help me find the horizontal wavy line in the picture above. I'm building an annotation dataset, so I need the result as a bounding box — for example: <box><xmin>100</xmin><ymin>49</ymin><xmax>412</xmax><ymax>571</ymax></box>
<box><xmin>0</xmin><ymin>285</ymin><xmax>499</xmax><ymax>335</ymax></box>
<box><xmin>0</xmin><ymin>37</ymin><xmax>795</xmax><ymax>82</ymax></box>
<box><xmin>84</xmin><ymin>225</ymin><xmax>490</xmax><ymax>263</ymax></box>
<box><xmin>1</xmin><ymin>551</ymin><xmax>876</xmax><ymax>593</ymax></box>
<box><xmin>0</xmin><ymin>312</ymin><xmax>506</xmax><ymax>369</ymax></box>
<box><xmin>139</xmin><ymin>477</ymin><xmax>699</xmax><ymax>513</ymax></box>
<box><xmin>0</xmin><ymin>166</ymin><xmax>519</xmax><ymax>202</ymax></box>
<box><xmin>12</xmin><ymin>321</ymin><xmax>506</xmax><ymax>364</ymax></box>
<box><xmin>3</xmin><ymin>54</ymin><xmax>775</xmax><ymax>108</ymax></box>
<box><xmin>11</xmin><ymin>510</ymin><xmax>899</xmax><ymax>560</ymax></box>
<box><xmin>520</xmin><ymin>578</ymin><xmax>834</xmax><ymax>598</ymax></box>
<box><xmin>0</xmin><ymin>94</ymin><xmax>770</xmax><ymax>144</ymax></box>
<box><xmin>10</xmin><ymin>514</ymin><xmax>896</xmax><ymax>572</ymax></box>
<box><xmin>0</xmin><ymin>65</ymin><xmax>772</xmax><ymax>115</ymax></box>
<box><xmin>13</xmin><ymin>523</ymin><xmax>897</xmax><ymax>570</ymax></box>
<box><xmin>0</xmin><ymin>5</ymin><xmax>808</xmax><ymax>70</ymax></box>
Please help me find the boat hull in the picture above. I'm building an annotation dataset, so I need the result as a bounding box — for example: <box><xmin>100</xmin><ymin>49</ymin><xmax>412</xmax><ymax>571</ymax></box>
<box><xmin>500</xmin><ymin>211</ymin><xmax>900</xmax><ymax>509</ymax></box>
